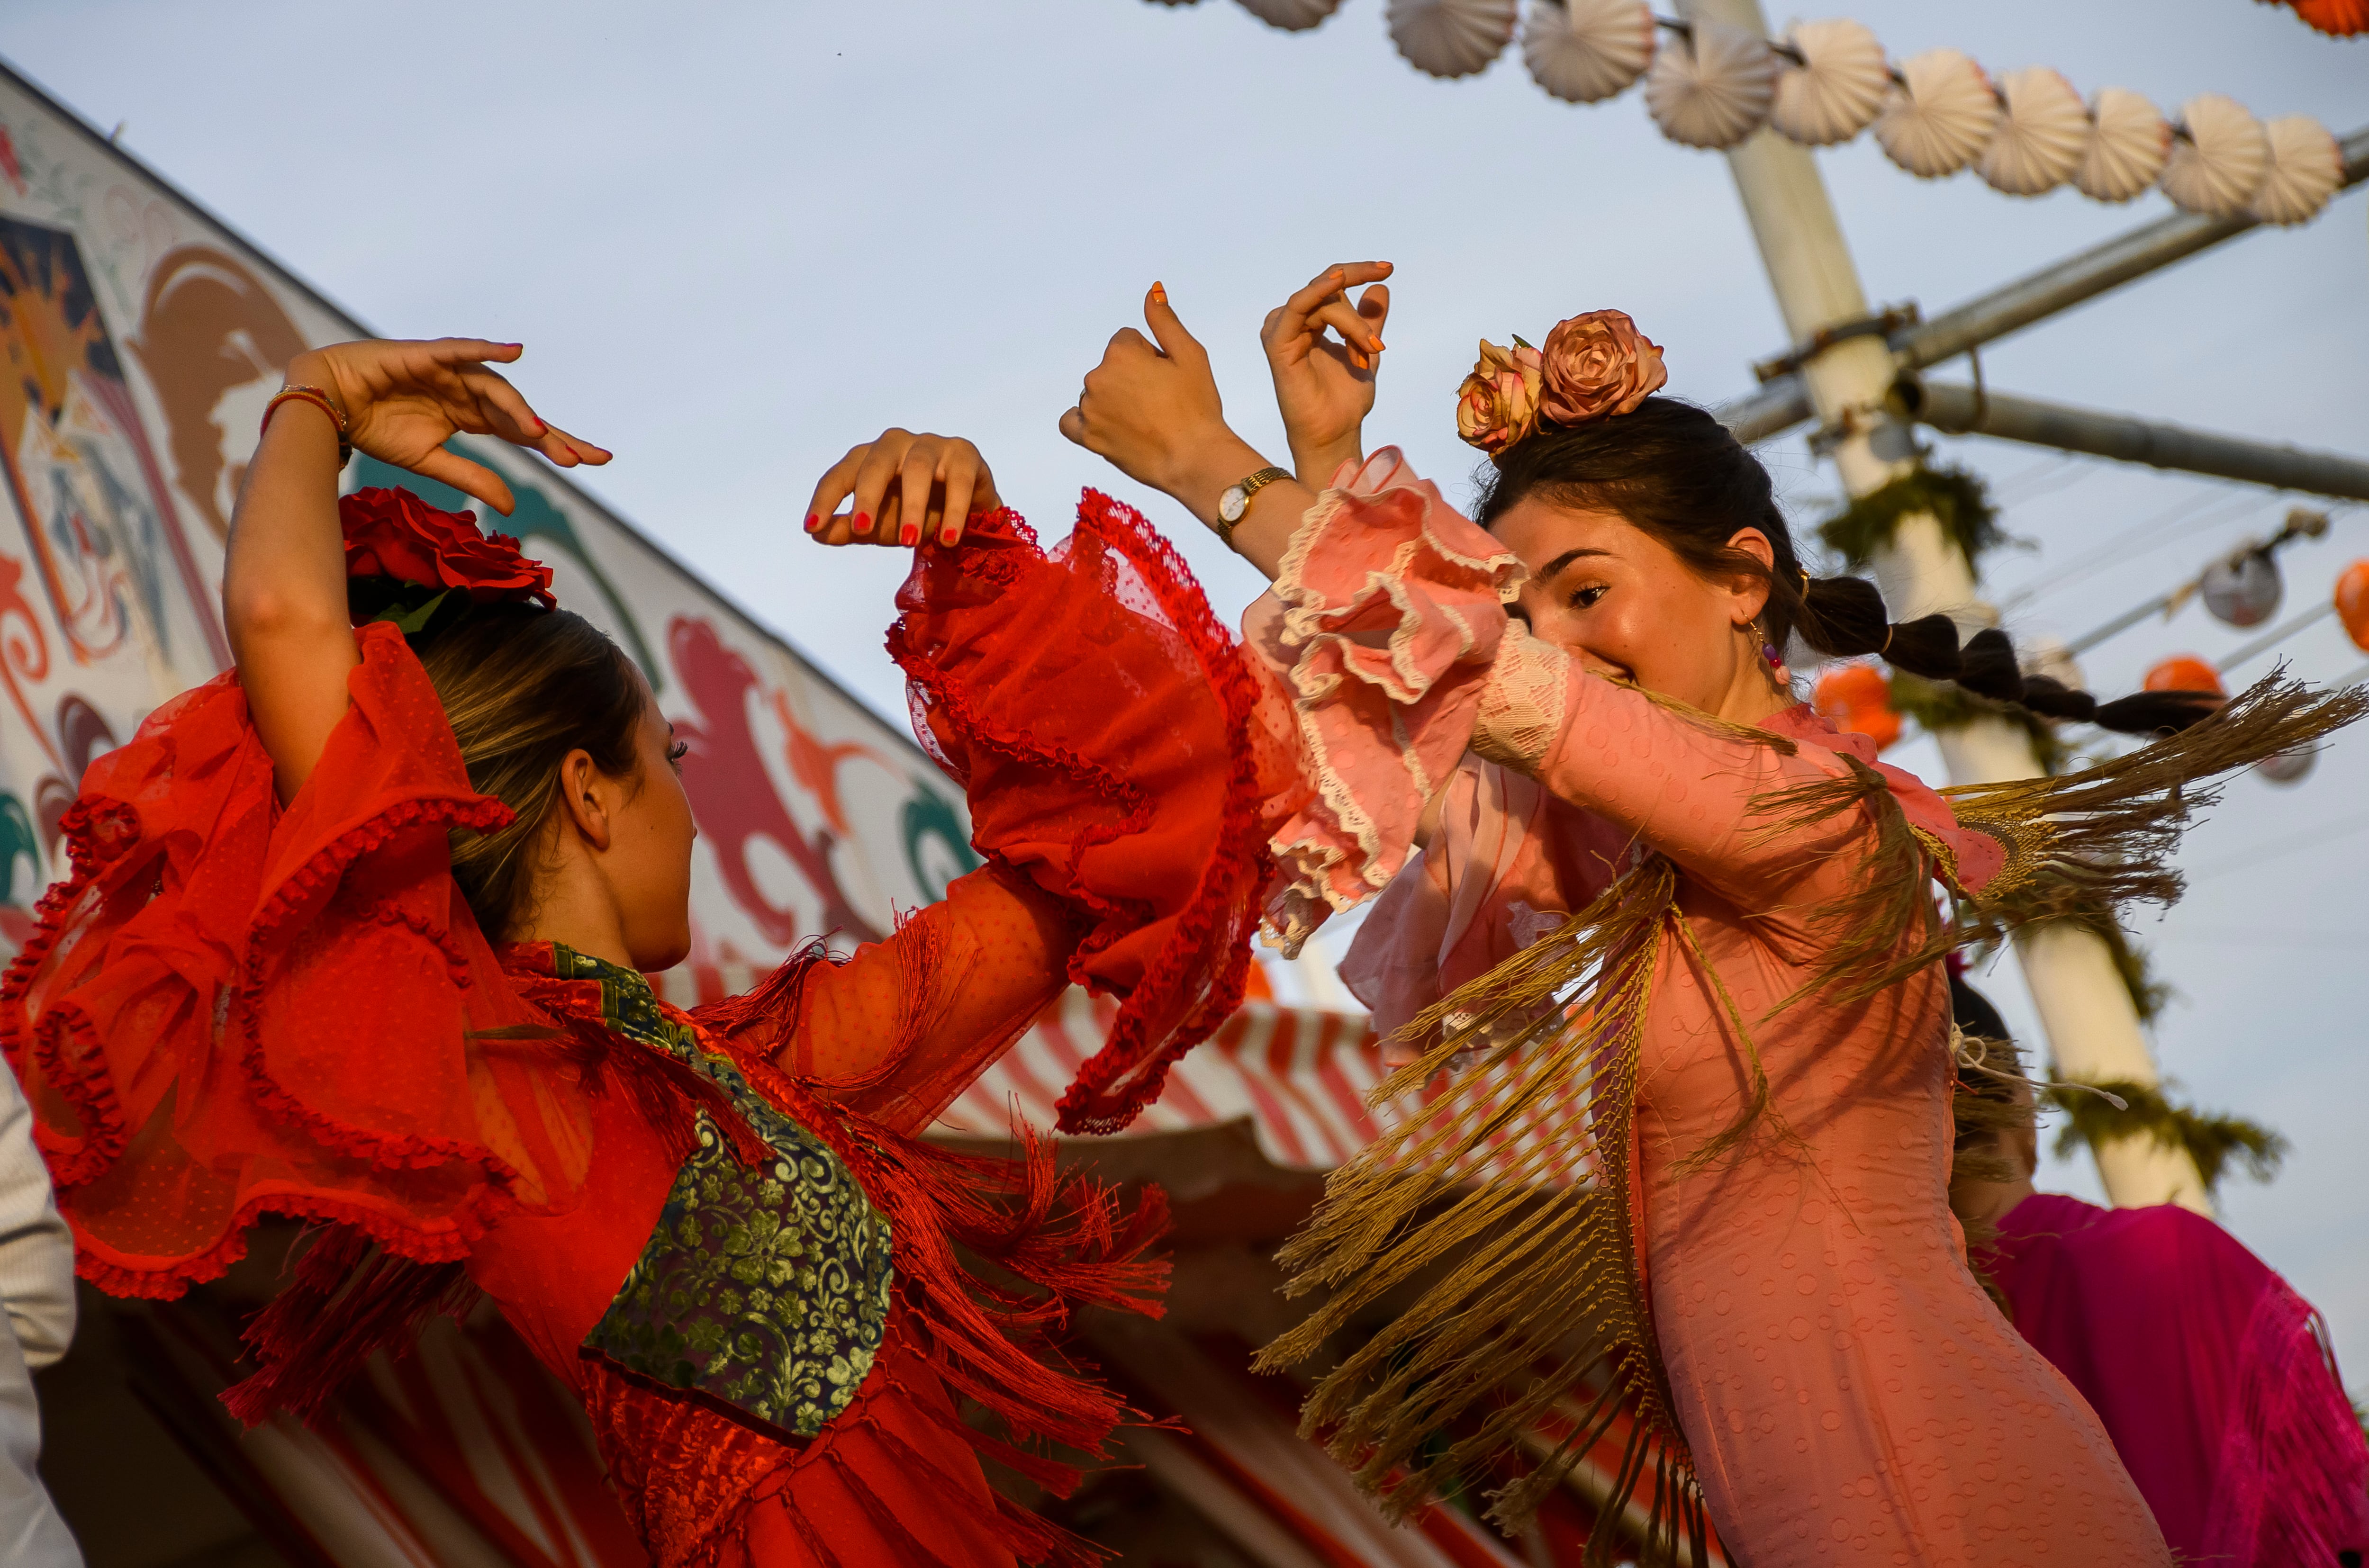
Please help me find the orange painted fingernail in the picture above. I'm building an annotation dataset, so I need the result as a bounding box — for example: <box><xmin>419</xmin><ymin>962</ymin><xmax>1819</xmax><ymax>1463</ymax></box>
<box><xmin>1151</xmin><ymin>282</ymin><xmax>1167</xmax><ymax>305</ymax></box>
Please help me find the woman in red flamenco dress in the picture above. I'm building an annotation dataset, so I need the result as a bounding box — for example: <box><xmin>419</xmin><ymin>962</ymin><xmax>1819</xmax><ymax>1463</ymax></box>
<box><xmin>0</xmin><ymin>338</ymin><xmax>1272</xmax><ymax>1567</ymax></box>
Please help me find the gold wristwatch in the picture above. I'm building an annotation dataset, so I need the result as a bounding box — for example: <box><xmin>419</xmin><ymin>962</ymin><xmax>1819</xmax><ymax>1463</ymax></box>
<box><xmin>1214</xmin><ymin>466</ymin><xmax>1292</xmax><ymax>550</ymax></box>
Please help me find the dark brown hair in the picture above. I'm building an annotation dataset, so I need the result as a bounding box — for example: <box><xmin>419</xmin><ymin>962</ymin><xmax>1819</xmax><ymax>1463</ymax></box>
<box><xmin>412</xmin><ymin>604</ymin><xmax>648</xmax><ymax>941</ymax></box>
<box><xmin>1473</xmin><ymin>399</ymin><xmax>2218</xmax><ymax>736</ymax></box>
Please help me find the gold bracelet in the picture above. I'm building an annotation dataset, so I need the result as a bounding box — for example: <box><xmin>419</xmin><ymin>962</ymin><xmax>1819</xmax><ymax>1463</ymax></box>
<box><xmin>262</xmin><ymin>385</ymin><xmax>353</xmax><ymax>467</ymax></box>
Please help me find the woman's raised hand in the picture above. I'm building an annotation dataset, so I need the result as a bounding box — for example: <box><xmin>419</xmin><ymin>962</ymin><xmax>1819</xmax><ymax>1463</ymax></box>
<box><xmin>1063</xmin><ymin>283</ymin><xmax>1311</xmax><ymax>582</ymax></box>
<box><xmin>1262</xmin><ymin>261</ymin><xmax>1391</xmax><ymax>486</ymax></box>
<box><xmin>1061</xmin><ymin>283</ymin><xmax>1253</xmax><ymax>496</ymax></box>
<box><xmin>287</xmin><ymin>338</ymin><xmax>609</xmax><ymax>516</ymax></box>
<box><xmin>804</xmin><ymin>430</ymin><xmax>1000</xmax><ymax>549</ymax></box>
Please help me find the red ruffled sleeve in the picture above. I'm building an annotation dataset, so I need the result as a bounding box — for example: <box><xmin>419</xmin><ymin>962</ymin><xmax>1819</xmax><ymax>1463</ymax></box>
<box><xmin>0</xmin><ymin>621</ymin><xmax>593</xmax><ymax>1298</ymax></box>
<box><xmin>884</xmin><ymin>494</ymin><xmax>1274</xmax><ymax>1135</ymax></box>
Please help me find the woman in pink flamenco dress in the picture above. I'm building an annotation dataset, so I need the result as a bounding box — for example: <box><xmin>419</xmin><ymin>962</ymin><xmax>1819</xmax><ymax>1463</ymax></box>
<box><xmin>1054</xmin><ymin>266</ymin><xmax>2362</xmax><ymax>1565</ymax></box>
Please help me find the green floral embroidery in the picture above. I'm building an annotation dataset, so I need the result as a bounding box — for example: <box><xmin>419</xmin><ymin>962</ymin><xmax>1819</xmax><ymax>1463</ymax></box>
<box><xmin>564</xmin><ymin>946</ymin><xmax>893</xmax><ymax>1438</ymax></box>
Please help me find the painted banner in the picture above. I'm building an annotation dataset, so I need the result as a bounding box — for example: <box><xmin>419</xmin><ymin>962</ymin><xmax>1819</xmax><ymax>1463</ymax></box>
<box><xmin>0</xmin><ymin>62</ymin><xmax>981</xmax><ymax>984</ymax></box>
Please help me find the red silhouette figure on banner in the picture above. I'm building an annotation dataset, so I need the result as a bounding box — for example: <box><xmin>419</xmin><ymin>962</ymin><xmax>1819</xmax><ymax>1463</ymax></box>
<box><xmin>666</xmin><ymin>615</ymin><xmax>879</xmax><ymax>945</ymax></box>
<box><xmin>769</xmin><ymin>688</ymin><xmax>888</xmax><ymax>838</ymax></box>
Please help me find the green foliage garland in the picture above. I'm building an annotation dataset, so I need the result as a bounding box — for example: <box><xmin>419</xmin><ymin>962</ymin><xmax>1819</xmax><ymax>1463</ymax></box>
<box><xmin>1817</xmin><ymin>463</ymin><xmax>2004</xmax><ymax>572</ymax></box>
<box><xmin>2046</xmin><ymin>1078</ymin><xmax>2288</xmax><ymax>1197</ymax></box>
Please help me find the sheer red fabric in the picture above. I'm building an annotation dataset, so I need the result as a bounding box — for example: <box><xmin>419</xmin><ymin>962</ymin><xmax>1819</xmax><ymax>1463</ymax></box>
<box><xmin>1</xmin><ymin>493</ymin><xmax>1268</xmax><ymax>1565</ymax></box>
<box><xmin>885</xmin><ymin>496</ymin><xmax>1272</xmax><ymax>1134</ymax></box>
<box><xmin>0</xmin><ymin>623</ymin><xmax>584</xmax><ymax>1297</ymax></box>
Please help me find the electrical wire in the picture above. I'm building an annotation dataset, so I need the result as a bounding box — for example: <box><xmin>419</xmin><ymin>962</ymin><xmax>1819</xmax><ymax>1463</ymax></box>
<box><xmin>1994</xmin><ymin>487</ymin><xmax>2258</xmax><ymax>613</ymax></box>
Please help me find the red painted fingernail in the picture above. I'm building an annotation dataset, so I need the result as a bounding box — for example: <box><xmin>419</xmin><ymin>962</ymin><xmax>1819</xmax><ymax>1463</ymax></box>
<box><xmin>901</xmin><ymin>521</ymin><xmax>920</xmax><ymax>547</ymax></box>
<box><xmin>853</xmin><ymin>512</ymin><xmax>871</xmax><ymax>534</ymax></box>
<box><xmin>805</xmin><ymin>514</ymin><xmax>821</xmax><ymax>532</ymax></box>
<box><xmin>942</xmin><ymin>526</ymin><xmax>961</xmax><ymax>547</ymax></box>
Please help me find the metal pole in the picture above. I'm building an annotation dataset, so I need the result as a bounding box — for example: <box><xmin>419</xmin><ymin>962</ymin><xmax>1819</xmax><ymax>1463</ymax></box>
<box><xmin>1900</xmin><ymin>126</ymin><xmax>2369</xmax><ymax>371</ymax></box>
<box><xmin>1726</xmin><ymin>126</ymin><xmax>2369</xmax><ymax>446</ymax></box>
<box><xmin>1908</xmin><ymin>381</ymin><xmax>2369</xmax><ymax>502</ymax></box>
<box><xmin>1681</xmin><ymin>0</ymin><xmax>2211</xmax><ymax>1211</ymax></box>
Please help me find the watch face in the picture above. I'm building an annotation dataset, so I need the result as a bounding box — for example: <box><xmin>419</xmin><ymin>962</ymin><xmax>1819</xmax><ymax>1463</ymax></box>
<box><xmin>1219</xmin><ymin>485</ymin><xmax>1248</xmax><ymax>524</ymax></box>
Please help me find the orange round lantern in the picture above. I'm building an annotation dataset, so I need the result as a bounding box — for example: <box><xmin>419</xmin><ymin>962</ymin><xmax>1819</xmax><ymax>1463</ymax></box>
<box><xmin>1813</xmin><ymin>663</ymin><xmax>1901</xmax><ymax>750</ymax></box>
<box><xmin>2143</xmin><ymin>656</ymin><xmax>2225</xmax><ymax>696</ymax></box>
<box><xmin>2335</xmin><ymin>559</ymin><xmax>2369</xmax><ymax>653</ymax></box>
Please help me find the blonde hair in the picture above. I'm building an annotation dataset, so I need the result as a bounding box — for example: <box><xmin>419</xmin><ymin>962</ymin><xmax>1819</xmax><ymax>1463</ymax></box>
<box><xmin>414</xmin><ymin>604</ymin><xmax>647</xmax><ymax>941</ymax></box>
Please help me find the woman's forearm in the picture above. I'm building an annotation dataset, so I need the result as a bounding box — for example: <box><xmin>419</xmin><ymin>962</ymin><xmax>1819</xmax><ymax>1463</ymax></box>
<box><xmin>1151</xmin><ymin>426</ymin><xmax>1319</xmax><ymax>583</ymax></box>
<box><xmin>224</xmin><ymin>362</ymin><xmax>362</xmax><ymax>800</ymax></box>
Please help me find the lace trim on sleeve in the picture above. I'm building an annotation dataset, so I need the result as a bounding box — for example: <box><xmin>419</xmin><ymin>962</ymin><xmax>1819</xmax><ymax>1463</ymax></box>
<box><xmin>1470</xmin><ymin>627</ymin><xmax>1573</xmax><ymax>772</ymax></box>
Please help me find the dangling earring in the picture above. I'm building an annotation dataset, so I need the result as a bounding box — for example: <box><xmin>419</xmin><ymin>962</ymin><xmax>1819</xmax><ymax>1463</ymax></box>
<box><xmin>1754</xmin><ymin>620</ymin><xmax>1791</xmax><ymax>685</ymax></box>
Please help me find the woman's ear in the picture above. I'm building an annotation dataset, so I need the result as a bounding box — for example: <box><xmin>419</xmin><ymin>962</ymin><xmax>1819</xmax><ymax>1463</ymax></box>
<box><xmin>1725</xmin><ymin>527</ymin><xmax>1777</xmax><ymax>622</ymax></box>
<box><xmin>556</xmin><ymin>748</ymin><xmax>614</xmax><ymax>853</ymax></box>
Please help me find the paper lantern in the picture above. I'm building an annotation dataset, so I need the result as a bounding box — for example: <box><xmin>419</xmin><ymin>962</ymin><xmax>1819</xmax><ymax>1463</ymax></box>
<box><xmin>2199</xmin><ymin>551</ymin><xmax>2283</xmax><ymax>628</ymax></box>
<box><xmin>2250</xmin><ymin>116</ymin><xmax>2344</xmax><ymax>226</ymax></box>
<box><xmin>1873</xmin><ymin>48</ymin><xmax>2000</xmax><ymax>179</ymax></box>
<box><xmin>1977</xmin><ymin>67</ymin><xmax>2089</xmax><ymax>196</ymax></box>
<box><xmin>2337</xmin><ymin>560</ymin><xmax>2369</xmax><ymax>653</ymax></box>
<box><xmin>1643</xmin><ymin>18</ymin><xmax>1776</xmax><ymax>149</ymax></box>
<box><xmin>1236</xmin><ymin>0</ymin><xmax>1343</xmax><ymax>29</ymax></box>
<box><xmin>2293</xmin><ymin>0</ymin><xmax>2369</xmax><ymax>36</ymax></box>
<box><xmin>1387</xmin><ymin>0</ymin><xmax>1519</xmax><ymax>78</ymax></box>
<box><xmin>1813</xmin><ymin>663</ymin><xmax>1902</xmax><ymax>750</ymax></box>
<box><xmin>2075</xmin><ymin>88</ymin><xmax>2172</xmax><ymax>204</ymax></box>
<box><xmin>2161</xmin><ymin>94</ymin><xmax>2271</xmax><ymax>217</ymax></box>
<box><xmin>1767</xmin><ymin>18</ymin><xmax>1890</xmax><ymax>147</ymax></box>
<box><xmin>2143</xmin><ymin>655</ymin><xmax>2226</xmax><ymax>696</ymax></box>
<box><xmin>2256</xmin><ymin>745</ymin><xmax>2317</xmax><ymax>785</ymax></box>
<box><xmin>1520</xmin><ymin>0</ymin><xmax>1655</xmax><ymax>104</ymax></box>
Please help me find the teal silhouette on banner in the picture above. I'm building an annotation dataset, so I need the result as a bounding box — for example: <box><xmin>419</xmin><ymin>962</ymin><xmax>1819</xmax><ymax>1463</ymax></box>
<box><xmin>0</xmin><ymin>792</ymin><xmax>39</xmax><ymax>905</ymax></box>
<box><xmin>901</xmin><ymin>789</ymin><xmax>980</xmax><ymax>903</ymax></box>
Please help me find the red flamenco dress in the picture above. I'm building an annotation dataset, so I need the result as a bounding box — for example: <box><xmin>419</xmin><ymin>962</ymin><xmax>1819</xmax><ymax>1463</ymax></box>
<box><xmin>0</xmin><ymin>488</ymin><xmax>1271</xmax><ymax>1567</ymax></box>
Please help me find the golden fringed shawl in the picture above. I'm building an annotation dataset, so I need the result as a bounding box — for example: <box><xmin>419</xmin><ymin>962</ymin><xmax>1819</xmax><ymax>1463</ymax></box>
<box><xmin>1257</xmin><ymin>672</ymin><xmax>2369</xmax><ymax>1562</ymax></box>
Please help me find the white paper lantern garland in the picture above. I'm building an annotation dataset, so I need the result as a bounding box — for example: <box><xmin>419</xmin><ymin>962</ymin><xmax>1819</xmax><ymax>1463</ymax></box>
<box><xmin>1520</xmin><ymin>0</ymin><xmax>1655</xmax><ymax>105</ymax></box>
<box><xmin>1235</xmin><ymin>0</ymin><xmax>1343</xmax><ymax>29</ymax></box>
<box><xmin>1385</xmin><ymin>0</ymin><xmax>1519</xmax><ymax>79</ymax></box>
<box><xmin>1767</xmin><ymin>18</ymin><xmax>1889</xmax><ymax>147</ymax></box>
<box><xmin>2075</xmin><ymin>88</ymin><xmax>2172</xmax><ymax>204</ymax></box>
<box><xmin>1259</xmin><ymin>1</ymin><xmax>2345</xmax><ymax>225</ymax></box>
<box><xmin>1872</xmin><ymin>49</ymin><xmax>1998</xmax><ymax>178</ymax></box>
<box><xmin>1976</xmin><ymin>67</ymin><xmax>2089</xmax><ymax>196</ymax></box>
<box><xmin>1642</xmin><ymin>19</ymin><xmax>1776</xmax><ymax>148</ymax></box>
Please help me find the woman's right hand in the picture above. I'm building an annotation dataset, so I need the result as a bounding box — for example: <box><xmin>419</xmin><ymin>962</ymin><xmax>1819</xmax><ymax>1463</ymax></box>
<box><xmin>803</xmin><ymin>429</ymin><xmax>1001</xmax><ymax>549</ymax></box>
<box><xmin>287</xmin><ymin>338</ymin><xmax>610</xmax><ymax>515</ymax></box>
<box><xmin>1261</xmin><ymin>261</ymin><xmax>1392</xmax><ymax>487</ymax></box>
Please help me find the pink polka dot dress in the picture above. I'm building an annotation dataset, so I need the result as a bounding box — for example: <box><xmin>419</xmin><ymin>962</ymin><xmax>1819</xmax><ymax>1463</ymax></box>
<box><xmin>1248</xmin><ymin>451</ymin><xmax>2171</xmax><ymax>1565</ymax></box>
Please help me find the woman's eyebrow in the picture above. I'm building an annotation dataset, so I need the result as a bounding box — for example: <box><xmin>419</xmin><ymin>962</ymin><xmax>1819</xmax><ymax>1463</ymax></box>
<box><xmin>1538</xmin><ymin>547</ymin><xmax>1614</xmax><ymax>583</ymax></box>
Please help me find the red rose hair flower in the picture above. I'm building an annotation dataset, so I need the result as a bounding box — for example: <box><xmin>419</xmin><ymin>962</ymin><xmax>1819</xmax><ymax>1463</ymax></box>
<box><xmin>340</xmin><ymin>487</ymin><xmax>557</xmax><ymax>609</ymax></box>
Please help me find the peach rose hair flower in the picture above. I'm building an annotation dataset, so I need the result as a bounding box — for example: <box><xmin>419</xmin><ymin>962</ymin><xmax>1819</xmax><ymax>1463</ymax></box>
<box><xmin>1455</xmin><ymin>309</ymin><xmax>1668</xmax><ymax>457</ymax></box>
<box><xmin>1454</xmin><ymin>339</ymin><xmax>1545</xmax><ymax>455</ymax></box>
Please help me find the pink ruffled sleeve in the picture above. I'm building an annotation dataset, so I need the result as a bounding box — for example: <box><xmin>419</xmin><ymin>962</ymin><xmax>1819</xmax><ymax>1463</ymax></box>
<box><xmin>1240</xmin><ymin>449</ymin><xmax>1524</xmax><ymax>955</ymax></box>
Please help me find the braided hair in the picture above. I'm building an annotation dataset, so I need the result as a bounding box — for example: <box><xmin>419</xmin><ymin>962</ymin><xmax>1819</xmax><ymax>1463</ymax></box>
<box><xmin>1472</xmin><ymin>398</ymin><xmax>2218</xmax><ymax>737</ymax></box>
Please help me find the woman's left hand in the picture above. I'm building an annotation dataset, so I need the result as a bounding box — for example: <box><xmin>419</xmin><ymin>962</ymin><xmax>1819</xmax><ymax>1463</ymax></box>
<box><xmin>1262</xmin><ymin>261</ymin><xmax>1391</xmax><ymax>486</ymax></box>
<box><xmin>805</xmin><ymin>429</ymin><xmax>1001</xmax><ymax>548</ymax></box>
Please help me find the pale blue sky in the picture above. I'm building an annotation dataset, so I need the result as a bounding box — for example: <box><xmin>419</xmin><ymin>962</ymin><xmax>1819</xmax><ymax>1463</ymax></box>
<box><xmin>7</xmin><ymin>0</ymin><xmax>2366</xmax><ymax>1369</ymax></box>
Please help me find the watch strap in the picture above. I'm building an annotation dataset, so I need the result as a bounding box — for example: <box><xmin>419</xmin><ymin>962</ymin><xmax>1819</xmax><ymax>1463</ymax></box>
<box><xmin>1215</xmin><ymin>465</ymin><xmax>1293</xmax><ymax>550</ymax></box>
